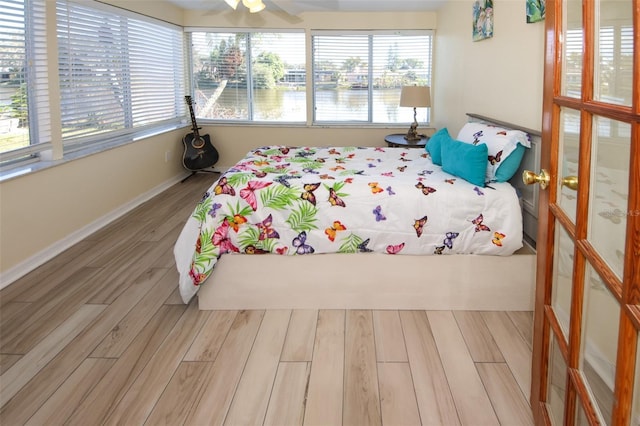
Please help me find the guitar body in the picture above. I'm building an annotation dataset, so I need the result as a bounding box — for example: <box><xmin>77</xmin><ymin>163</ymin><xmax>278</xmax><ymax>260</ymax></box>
<box><xmin>182</xmin><ymin>132</ymin><xmax>219</xmax><ymax>171</ymax></box>
<box><xmin>182</xmin><ymin>96</ymin><xmax>219</xmax><ymax>172</ymax></box>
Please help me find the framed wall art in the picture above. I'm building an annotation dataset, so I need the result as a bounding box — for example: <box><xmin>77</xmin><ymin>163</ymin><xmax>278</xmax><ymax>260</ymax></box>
<box><xmin>527</xmin><ymin>0</ymin><xmax>546</xmax><ymax>23</ymax></box>
<box><xmin>473</xmin><ymin>0</ymin><xmax>494</xmax><ymax>41</ymax></box>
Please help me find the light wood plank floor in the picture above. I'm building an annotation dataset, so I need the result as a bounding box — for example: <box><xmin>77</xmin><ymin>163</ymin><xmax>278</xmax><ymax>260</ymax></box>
<box><xmin>0</xmin><ymin>173</ymin><xmax>534</xmax><ymax>425</ymax></box>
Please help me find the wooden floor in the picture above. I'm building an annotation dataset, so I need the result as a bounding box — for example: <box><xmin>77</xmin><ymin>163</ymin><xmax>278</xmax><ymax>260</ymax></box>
<box><xmin>0</xmin><ymin>173</ymin><xmax>534</xmax><ymax>425</ymax></box>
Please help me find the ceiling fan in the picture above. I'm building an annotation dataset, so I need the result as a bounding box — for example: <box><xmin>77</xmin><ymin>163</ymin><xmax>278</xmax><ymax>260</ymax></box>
<box><xmin>223</xmin><ymin>0</ymin><xmax>340</xmax><ymax>15</ymax></box>
<box><xmin>224</xmin><ymin>0</ymin><xmax>266</xmax><ymax>13</ymax></box>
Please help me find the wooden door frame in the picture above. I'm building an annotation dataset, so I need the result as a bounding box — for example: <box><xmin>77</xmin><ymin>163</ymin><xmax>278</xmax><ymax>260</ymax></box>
<box><xmin>530</xmin><ymin>0</ymin><xmax>640</xmax><ymax>422</ymax></box>
<box><xmin>530</xmin><ymin>0</ymin><xmax>558</xmax><ymax>419</ymax></box>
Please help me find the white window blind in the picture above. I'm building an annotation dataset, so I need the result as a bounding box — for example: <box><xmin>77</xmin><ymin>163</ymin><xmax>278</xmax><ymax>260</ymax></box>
<box><xmin>563</xmin><ymin>28</ymin><xmax>583</xmax><ymax>98</ymax></box>
<box><xmin>0</xmin><ymin>0</ymin><xmax>51</xmax><ymax>164</ymax></box>
<box><xmin>312</xmin><ymin>30</ymin><xmax>433</xmax><ymax>124</ymax></box>
<box><xmin>188</xmin><ymin>30</ymin><xmax>306</xmax><ymax>122</ymax></box>
<box><xmin>56</xmin><ymin>0</ymin><xmax>185</xmax><ymax>148</ymax></box>
<box><xmin>597</xmin><ymin>25</ymin><xmax>633</xmax><ymax>106</ymax></box>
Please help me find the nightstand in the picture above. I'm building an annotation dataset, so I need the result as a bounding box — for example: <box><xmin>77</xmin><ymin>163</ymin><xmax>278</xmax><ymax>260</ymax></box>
<box><xmin>384</xmin><ymin>133</ymin><xmax>429</xmax><ymax>148</ymax></box>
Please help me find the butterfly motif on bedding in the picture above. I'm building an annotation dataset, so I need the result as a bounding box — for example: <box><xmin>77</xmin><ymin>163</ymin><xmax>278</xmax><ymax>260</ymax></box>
<box><xmin>301</xmin><ymin>183</ymin><xmax>320</xmax><ymax>206</ymax></box>
<box><xmin>296</xmin><ymin>150</ymin><xmax>314</xmax><ymax>158</ymax></box>
<box><xmin>273</xmin><ymin>174</ymin><xmax>301</xmax><ymax>188</ymax></box>
<box><xmin>368</xmin><ymin>182</ymin><xmax>384</xmax><ymax>194</ymax></box>
<box><xmin>228</xmin><ymin>214</ymin><xmax>248</xmax><ymax>232</ymax></box>
<box><xmin>212</xmin><ymin>218</ymin><xmax>240</xmax><ymax>254</ymax></box>
<box><xmin>488</xmin><ymin>150</ymin><xmax>503</xmax><ymax>165</ymax></box>
<box><xmin>254</xmin><ymin>214</ymin><xmax>279</xmax><ymax>240</ymax></box>
<box><xmin>473</xmin><ymin>186</ymin><xmax>485</xmax><ymax>196</ymax></box>
<box><xmin>328</xmin><ymin>188</ymin><xmax>346</xmax><ymax>207</ymax></box>
<box><xmin>330</xmin><ymin>166</ymin><xmax>345</xmax><ymax>172</ymax></box>
<box><xmin>386</xmin><ymin>242</ymin><xmax>405</xmax><ymax>254</ymax></box>
<box><xmin>413</xmin><ymin>215</ymin><xmax>428</xmax><ymax>237</ymax></box>
<box><xmin>372</xmin><ymin>205</ymin><xmax>386</xmax><ymax>222</ymax></box>
<box><xmin>492</xmin><ymin>232</ymin><xmax>506</xmax><ymax>246</ymax></box>
<box><xmin>397</xmin><ymin>166</ymin><xmax>407</xmax><ymax>172</ymax></box>
<box><xmin>208</xmin><ymin>202</ymin><xmax>222</xmax><ymax>218</ymax></box>
<box><xmin>244</xmin><ymin>245</ymin><xmax>268</xmax><ymax>254</ymax></box>
<box><xmin>434</xmin><ymin>245</ymin><xmax>445</xmax><ymax>255</ymax></box>
<box><xmin>325</xmin><ymin>221</ymin><xmax>347</xmax><ymax>242</ymax></box>
<box><xmin>319</xmin><ymin>174</ymin><xmax>335</xmax><ymax>180</ymax></box>
<box><xmin>443</xmin><ymin>232</ymin><xmax>459</xmax><ymax>249</ymax></box>
<box><xmin>240</xmin><ymin>181</ymin><xmax>272</xmax><ymax>211</ymax></box>
<box><xmin>445</xmin><ymin>178</ymin><xmax>456</xmax><ymax>184</ymax></box>
<box><xmin>472</xmin><ymin>130</ymin><xmax>483</xmax><ymax>145</ymax></box>
<box><xmin>292</xmin><ymin>231</ymin><xmax>314</xmax><ymax>254</ymax></box>
<box><xmin>213</xmin><ymin>177</ymin><xmax>235</xmax><ymax>196</ymax></box>
<box><xmin>357</xmin><ymin>238</ymin><xmax>373</xmax><ymax>253</ymax></box>
<box><xmin>415</xmin><ymin>182</ymin><xmax>437</xmax><ymax>196</ymax></box>
<box><xmin>302</xmin><ymin>167</ymin><xmax>320</xmax><ymax>175</ymax></box>
<box><xmin>471</xmin><ymin>213</ymin><xmax>491</xmax><ymax>232</ymax></box>
<box><xmin>253</xmin><ymin>169</ymin><xmax>269</xmax><ymax>178</ymax></box>
<box><xmin>386</xmin><ymin>186</ymin><xmax>395</xmax><ymax>195</ymax></box>
<box><xmin>418</xmin><ymin>170</ymin><xmax>433</xmax><ymax>176</ymax></box>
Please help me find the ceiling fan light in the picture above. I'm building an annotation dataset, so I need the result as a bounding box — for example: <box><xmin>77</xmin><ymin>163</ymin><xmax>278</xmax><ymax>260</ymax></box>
<box><xmin>225</xmin><ymin>0</ymin><xmax>240</xmax><ymax>9</ymax></box>
<box><xmin>248</xmin><ymin>2</ymin><xmax>266</xmax><ymax>13</ymax></box>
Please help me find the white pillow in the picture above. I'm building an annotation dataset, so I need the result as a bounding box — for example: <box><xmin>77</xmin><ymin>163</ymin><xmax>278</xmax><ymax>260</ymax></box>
<box><xmin>456</xmin><ymin>122</ymin><xmax>530</xmax><ymax>182</ymax></box>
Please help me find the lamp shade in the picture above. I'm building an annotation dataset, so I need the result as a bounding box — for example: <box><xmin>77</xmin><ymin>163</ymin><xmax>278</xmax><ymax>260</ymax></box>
<box><xmin>399</xmin><ymin>85</ymin><xmax>431</xmax><ymax>108</ymax></box>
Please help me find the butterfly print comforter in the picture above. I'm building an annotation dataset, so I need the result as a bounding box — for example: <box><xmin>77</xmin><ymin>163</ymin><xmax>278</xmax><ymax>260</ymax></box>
<box><xmin>174</xmin><ymin>145</ymin><xmax>524</xmax><ymax>303</ymax></box>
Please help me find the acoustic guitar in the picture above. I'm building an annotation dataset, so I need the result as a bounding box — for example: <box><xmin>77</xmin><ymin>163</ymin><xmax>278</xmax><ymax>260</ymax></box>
<box><xmin>182</xmin><ymin>95</ymin><xmax>219</xmax><ymax>171</ymax></box>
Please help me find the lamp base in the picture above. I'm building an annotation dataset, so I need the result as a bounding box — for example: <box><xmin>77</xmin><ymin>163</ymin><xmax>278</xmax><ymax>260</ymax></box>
<box><xmin>404</xmin><ymin>123</ymin><xmax>421</xmax><ymax>142</ymax></box>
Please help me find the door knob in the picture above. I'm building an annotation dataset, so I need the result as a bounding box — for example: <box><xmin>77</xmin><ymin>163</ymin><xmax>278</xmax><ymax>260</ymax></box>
<box><xmin>561</xmin><ymin>175</ymin><xmax>578</xmax><ymax>191</ymax></box>
<box><xmin>522</xmin><ymin>169</ymin><xmax>550</xmax><ymax>190</ymax></box>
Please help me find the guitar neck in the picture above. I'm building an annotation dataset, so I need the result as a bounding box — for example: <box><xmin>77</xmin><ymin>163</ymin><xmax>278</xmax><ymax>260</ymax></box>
<box><xmin>188</xmin><ymin>106</ymin><xmax>200</xmax><ymax>139</ymax></box>
<box><xmin>185</xmin><ymin>96</ymin><xmax>201</xmax><ymax>139</ymax></box>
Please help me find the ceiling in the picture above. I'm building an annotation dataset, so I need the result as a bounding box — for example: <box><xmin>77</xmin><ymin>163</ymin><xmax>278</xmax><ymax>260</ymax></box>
<box><xmin>166</xmin><ymin>0</ymin><xmax>445</xmax><ymax>14</ymax></box>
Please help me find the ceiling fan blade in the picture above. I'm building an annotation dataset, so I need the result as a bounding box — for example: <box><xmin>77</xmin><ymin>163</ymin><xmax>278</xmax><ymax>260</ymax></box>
<box><xmin>268</xmin><ymin>0</ymin><xmax>340</xmax><ymax>16</ymax></box>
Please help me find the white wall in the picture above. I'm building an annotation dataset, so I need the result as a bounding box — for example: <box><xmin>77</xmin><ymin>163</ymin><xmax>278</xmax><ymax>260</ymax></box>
<box><xmin>432</xmin><ymin>0</ymin><xmax>544</xmax><ymax>135</ymax></box>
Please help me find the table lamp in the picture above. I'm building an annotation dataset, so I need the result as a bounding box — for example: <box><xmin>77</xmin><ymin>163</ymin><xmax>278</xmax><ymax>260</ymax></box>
<box><xmin>399</xmin><ymin>85</ymin><xmax>431</xmax><ymax>141</ymax></box>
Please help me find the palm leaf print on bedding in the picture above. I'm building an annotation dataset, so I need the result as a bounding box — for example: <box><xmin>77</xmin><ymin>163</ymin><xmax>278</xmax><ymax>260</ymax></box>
<box><xmin>260</xmin><ymin>184</ymin><xmax>300</xmax><ymax>210</ymax></box>
<box><xmin>286</xmin><ymin>200</ymin><xmax>319</xmax><ymax>232</ymax></box>
<box><xmin>338</xmin><ymin>233</ymin><xmax>369</xmax><ymax>254</ymax></box>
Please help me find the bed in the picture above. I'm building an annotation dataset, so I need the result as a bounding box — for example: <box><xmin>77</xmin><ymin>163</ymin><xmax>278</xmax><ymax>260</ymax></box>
<box><xmin>174</xmin><ymin>115</ymin><xmax>539</xmax><ymax>310</ymax></box>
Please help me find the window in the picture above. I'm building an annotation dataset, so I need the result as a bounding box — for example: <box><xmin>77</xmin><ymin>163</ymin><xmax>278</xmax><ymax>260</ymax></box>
<box><xmin>187</xmin><ymin>30</ymin><xmax>306</xmax><ymax>123</ymax></box>
<box><xmin>0</xmin><ymin>0</ymin><xmax>51</xmax><ymax>164</ymax></box>
<box><xmin>312</xmin><ymin>30</ymin><xmax>433</xmax><ymax>124</ymax></box>
<box><xmin>56</xmin><ymin>0</ymin><xmax>185</xmax><ymax>151</ymax></box>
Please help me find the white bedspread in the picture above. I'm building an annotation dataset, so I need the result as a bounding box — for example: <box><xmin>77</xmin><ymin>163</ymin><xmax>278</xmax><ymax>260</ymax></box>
<box><xmin>174</xmin><ymin>146</ymin><xmax>523</xmax><ymax>303</ymax></box>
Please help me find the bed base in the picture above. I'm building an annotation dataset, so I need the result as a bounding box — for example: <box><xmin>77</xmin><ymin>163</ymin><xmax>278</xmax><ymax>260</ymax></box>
<box><xmin>197</xmin><ymin>246</ymin><xmax>536</xmax><ymax>311</ymax></box>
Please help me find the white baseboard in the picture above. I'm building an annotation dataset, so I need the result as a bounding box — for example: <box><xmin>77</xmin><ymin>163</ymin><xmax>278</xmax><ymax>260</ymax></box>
<box><xmin>0</xmin><ymin>173</ymin><xmax>188</xmax><ymax>290</ymax></box>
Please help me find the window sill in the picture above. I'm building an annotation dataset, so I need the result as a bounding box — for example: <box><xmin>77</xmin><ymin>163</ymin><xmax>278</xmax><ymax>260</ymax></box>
<box><xmin>0</xmin><ymin>123</ymin><xmax>187</xmax><ymax>184</ymax></box>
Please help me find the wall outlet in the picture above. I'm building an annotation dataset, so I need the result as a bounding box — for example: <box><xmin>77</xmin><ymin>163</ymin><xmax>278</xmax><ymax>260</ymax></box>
<box><xmin>164</xmin><ymin>150</ymin><xmax>172</xmax><ymax>162</ymax></box>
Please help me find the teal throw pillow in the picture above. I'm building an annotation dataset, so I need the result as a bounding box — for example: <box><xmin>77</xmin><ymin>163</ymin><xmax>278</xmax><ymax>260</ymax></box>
<box><xmin>494</xmin><ymin>143</ymin><xmax>526</xmax><ymax>182</ymax></box>
<box><xmin>441</xmin><ymin>137</ymin><xmax>488</xmax><ymax>187</ymax></box>
<box><xmin>425</xmin><ymin>127</ymin><xmax>450</xmax><ymax>166</ymax></box>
